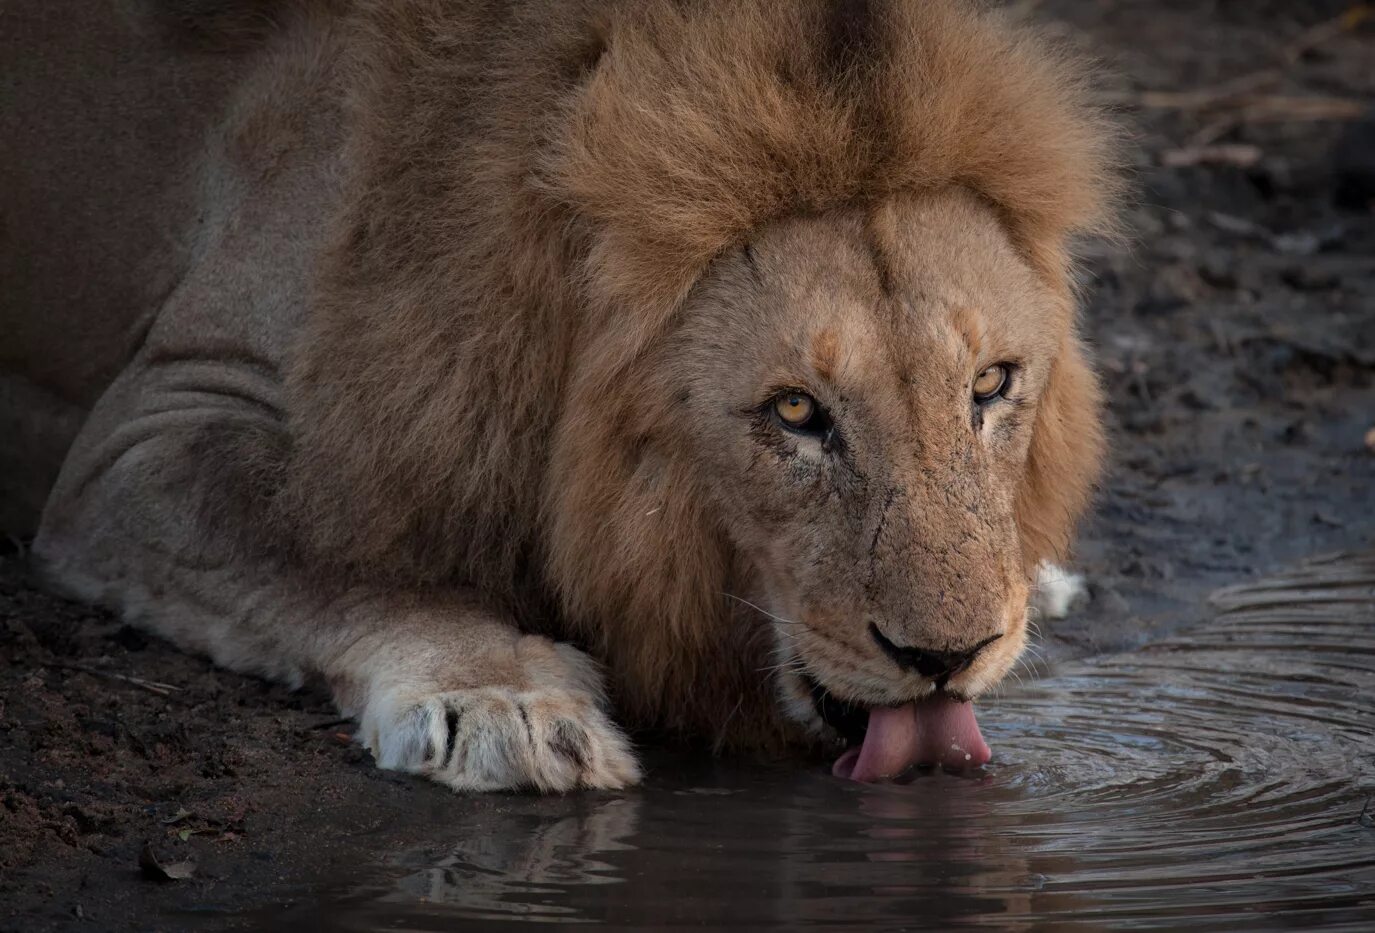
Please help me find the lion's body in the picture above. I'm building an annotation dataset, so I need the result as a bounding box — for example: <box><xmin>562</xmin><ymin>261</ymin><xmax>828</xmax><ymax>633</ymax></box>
<box><xmin>2</xmin><ymin>0</ymin><xmax>1115</xmax><ymax>790</ymax></box>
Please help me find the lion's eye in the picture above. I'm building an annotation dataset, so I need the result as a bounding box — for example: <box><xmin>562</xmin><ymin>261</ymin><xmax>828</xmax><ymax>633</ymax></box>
<box><xmin>972</xmin><ymin>364</ymin><xmax>1010</xmax><ymax>403</ymax></box>
<box><xmin>774</xmin><ymin>392</ymin><xmax>817</xmax><ymax>428</ymax></box>
<box><xmin>765</xmin><ymin>390</ymin><xmax>838</xmax><ymax>450</ymax></box>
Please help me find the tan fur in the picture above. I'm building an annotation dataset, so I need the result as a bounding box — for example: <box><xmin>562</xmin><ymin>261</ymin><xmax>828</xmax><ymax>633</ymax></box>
<box><xmin>4</xmin><ymin>0</ymin><xmax>1117</xmax><ymax>790</ymax></box>
<box><xmin>285</xmin><ymin>0</ymin><xmax>1115</xmax><ymax>736</ymax></box>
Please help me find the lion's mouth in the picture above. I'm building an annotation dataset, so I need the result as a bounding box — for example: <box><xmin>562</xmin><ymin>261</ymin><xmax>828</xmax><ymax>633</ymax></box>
<box><xmin>806</xmin><ymin>677</ymin><xmax>991</xmax><ymax>781</ymax></box>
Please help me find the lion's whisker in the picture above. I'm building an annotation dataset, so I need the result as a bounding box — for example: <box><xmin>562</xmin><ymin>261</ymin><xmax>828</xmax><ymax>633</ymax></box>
<box><xmin>720</xmin><ymin>592</ymin><xmax>804</xmax><ymax>627</ymax></box>
<box><xmin>1018</xmin><ymin>645</ymin><xmax>1048</xmax><ymax>677</ymax></box>
<box><xmin>756</xmin><ymin>659</ymin><xmax>806</xmax><ymax>676</ymax></box>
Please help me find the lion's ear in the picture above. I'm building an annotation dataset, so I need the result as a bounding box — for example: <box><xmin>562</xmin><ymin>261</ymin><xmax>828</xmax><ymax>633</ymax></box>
<box><xmin>1015</xmin><ymin>333</ymin><xmax>1106</xmax><ymax>573</ymax></box>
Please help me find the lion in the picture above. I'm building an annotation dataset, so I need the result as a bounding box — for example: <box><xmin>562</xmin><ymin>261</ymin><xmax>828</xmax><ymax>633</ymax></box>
<box><xmin>1</xmin><ymin>0</ymin><xmax>1116</xmax><ymax>791</ymax></box>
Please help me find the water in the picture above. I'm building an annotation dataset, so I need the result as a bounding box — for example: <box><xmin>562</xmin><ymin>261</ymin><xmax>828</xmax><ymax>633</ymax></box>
<box><xmin>266</xmin><ymin>554</ymin><xmax>1375</xmax><ymax>929</ymax></box>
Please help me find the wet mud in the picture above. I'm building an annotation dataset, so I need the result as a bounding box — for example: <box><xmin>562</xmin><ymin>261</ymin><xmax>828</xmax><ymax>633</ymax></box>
<box><xmin>2</xmin><ymin>1</ymin><xmax>1373</xmax><ymax>929</ymax></box>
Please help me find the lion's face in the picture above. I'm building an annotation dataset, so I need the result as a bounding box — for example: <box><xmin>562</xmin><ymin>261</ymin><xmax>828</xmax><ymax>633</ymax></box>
<box><xmin>667</xmin><ymin>189</ymin><xmax>1078</xmax><ymax>735</ymax></box>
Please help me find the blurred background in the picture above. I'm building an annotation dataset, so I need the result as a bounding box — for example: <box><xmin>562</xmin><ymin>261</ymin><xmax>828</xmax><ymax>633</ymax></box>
<box><xmin>1026</xmin><ymin>0</ymin><xmax>1375</xmax><ymax>658</ymax></box>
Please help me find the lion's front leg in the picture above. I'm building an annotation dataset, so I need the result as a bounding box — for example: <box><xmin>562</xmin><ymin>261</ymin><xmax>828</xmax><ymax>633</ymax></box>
<box><xmin>323</xmin><ymin>610</ymin><xmax>641</xmax><ymax>792</ymax></box>
<box><xmin>33</xmin><ymin>357</ymin><xmax>638</xmax><ymax>794</ymax></box>
<box><xmin>1030</xmin><ymin>562</ymin><xmax>1090</xmax><ymax>620</ymax></box>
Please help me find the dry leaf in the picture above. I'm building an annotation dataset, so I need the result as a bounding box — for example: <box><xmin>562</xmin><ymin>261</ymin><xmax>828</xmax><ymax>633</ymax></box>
<box><xmin>139</xmin><ymin>842</ymin><xmax>196</xmax><ymax>882</ymax></box>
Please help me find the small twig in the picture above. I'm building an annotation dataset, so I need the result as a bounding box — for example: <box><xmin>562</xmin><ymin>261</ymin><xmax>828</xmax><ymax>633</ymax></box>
<box><xmin>1110</xmin><ymin>69</ymin><xmax>1281</xmax><ymax>112</ymax></box>
<box><xmin>1281</xmin><ymin>4</ymin><xmax>1372</xmax><ymax>64</ymax></box>
<box><xmin>1160</xmin><ymin>143</ymin><xmax>1262</xmax><ymax>168</ymax></box>
<box><xmin>1184</xmin><ymin>97</ymin><xmax>1369</xmax><ymax>148</ymax></box>
<box><xmin>1108</xmin><ymin>5</ymin><xmax>1372</xmax><ymax>145</ymax></box>
<box><xmin>1238</xmin><ymin>95</ymin><xmax>1370</xmax><ymax>122</ymax></box>
<box><xmin>1119</xmin><ymin>90</ymin><xmax>1368</xmax><ymax>120</ymax></box>
<box><xmin>1186</xmin><ymin>117</ymin><xmax>1249</xmax><ymax>149</ymax></box>
<box><xmin>1192</xmin><ymin>96</ymin><xmax>1370</xmax><ymax>147</ymax></box>
<box><xmin>45</xmin><ymin>662</ymin><xmax>182</xmax><ymax>697</ymax></box>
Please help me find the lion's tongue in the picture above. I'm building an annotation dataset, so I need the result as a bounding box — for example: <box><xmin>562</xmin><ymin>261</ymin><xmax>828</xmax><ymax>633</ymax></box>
<box><xmin>832</xmin><ymin>698</ymin><xmax>990</xmax><ymax>782</ymax></box>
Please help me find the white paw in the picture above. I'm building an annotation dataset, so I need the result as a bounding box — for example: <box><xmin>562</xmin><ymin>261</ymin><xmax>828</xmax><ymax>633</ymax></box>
<box><xmin>1030</xmin><ymin>562</ymin><xmax>1089</xmax><ymax>619</ymax></box>
<box><xmin>361</xmin><ymin>684</ymin><xmax>641</xmax><ymax>793</ymax></box>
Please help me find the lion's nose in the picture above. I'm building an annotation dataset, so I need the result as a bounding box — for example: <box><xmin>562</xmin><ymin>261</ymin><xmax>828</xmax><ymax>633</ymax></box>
<box><xmin>869</xmin><ymin>624</ymin><xmax>1002</xmax><ymax>682</ymax></box>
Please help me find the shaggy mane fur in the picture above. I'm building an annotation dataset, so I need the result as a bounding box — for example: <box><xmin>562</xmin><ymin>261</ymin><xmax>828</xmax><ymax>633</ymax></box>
<box><xmin>282</xmin><ymin>0</ymin><xmax>1118</xmax><ymax>742</ymax></box>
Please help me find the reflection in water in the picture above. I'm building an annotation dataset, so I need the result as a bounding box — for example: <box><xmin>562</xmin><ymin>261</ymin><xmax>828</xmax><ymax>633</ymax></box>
<box><xmin>300</xmin><ymin>554</ymin><xmax>1375</xmax><ymax>929</ymax></box>
<box><xmin>390</xmin><ymin>798</ymin><xmax>639</xmax><ymax>921</ymax></box>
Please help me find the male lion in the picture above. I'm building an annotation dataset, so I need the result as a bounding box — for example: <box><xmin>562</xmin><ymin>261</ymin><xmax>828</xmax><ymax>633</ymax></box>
<box><xmin>1</xmin><ymin>0</ymin><xmax>1115</xmax><ymax>791</ymax></box>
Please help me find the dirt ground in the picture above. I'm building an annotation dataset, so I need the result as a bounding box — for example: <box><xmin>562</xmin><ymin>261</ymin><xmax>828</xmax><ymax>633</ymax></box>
<box><xmin>2</xmin><ymin>2</ymin><xmax>1373</xmax><ymax>930</ymax></box>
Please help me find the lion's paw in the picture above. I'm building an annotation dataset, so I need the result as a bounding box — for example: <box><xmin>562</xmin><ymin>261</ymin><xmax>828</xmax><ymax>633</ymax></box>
<box><xmin>361</xmin><ymin>685</ymin><xmax>641</xmax><ymax>793</ymax></box>
<box><xmin>1030</xmin><ymin>562</ymin><xmax>1089</xmax><ymax>619</ymax></box>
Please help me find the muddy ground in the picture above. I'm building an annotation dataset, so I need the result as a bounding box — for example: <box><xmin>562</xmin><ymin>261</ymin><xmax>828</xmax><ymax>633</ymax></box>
<box><xmin>2</xmin><ymin>2</ymin><xmax>1373</xmax><ymax>930</ymax></box>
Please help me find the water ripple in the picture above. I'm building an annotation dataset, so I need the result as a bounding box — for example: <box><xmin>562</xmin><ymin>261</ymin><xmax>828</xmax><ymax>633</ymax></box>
<box><xmin>276</xmin><ymin>553</ymin><xmax>1375</xmax><ymax>930</ymax></box>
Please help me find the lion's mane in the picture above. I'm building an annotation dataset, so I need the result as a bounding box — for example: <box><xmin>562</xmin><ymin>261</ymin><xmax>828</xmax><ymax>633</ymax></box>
<box><xmin>280</xmin><ymin>0</ymin><xmax>1118</xmax><ymax>743</ymax></box>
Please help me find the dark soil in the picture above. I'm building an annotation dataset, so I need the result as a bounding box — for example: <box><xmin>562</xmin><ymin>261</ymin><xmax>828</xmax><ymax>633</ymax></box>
<box><xmin>2</xmin><ymin>2</ymin><xmax>1373</xmax><ymax>929</ymax></box>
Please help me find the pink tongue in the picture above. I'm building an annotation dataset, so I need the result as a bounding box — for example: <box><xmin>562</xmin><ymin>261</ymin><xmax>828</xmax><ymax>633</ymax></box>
<box><xmin>832</xmin><ymin>697</ymin><xmax>990</xmax><ymax>782</ymax></box>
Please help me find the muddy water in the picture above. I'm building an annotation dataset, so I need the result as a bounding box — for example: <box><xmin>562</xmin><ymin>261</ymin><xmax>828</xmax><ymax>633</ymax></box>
<box><xmin>266</xmin><ymin>555</ymin><xmax>1375</xmax><ymax>930</ymax></box>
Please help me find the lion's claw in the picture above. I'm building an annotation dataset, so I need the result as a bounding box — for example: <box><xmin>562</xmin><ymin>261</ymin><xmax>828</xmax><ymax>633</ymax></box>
<box><xmin>363</xmin><ymin>686</ymin><xmax>641</xmax><ymax>792</ymax></box>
